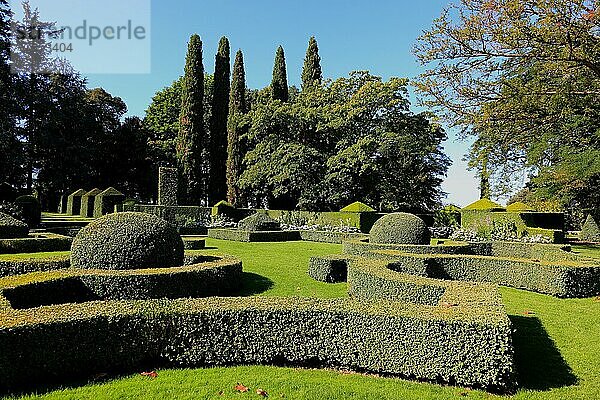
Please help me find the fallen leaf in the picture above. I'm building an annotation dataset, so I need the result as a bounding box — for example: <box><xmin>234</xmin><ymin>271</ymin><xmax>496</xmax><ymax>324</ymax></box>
<box><xmin>523</xmin><ymin>310</ymin><xmax>535</xmax><ymax>316</ymax></box>
<box><xmin>235</xmin><ymin>383</ymin><xmax>249</xmax><ymax>392</ymax></box>
<box><xmin>140</xmin><ymin>371</ymin><xmax>158</xmax><ymax>378</ymax></box>
<box><xmin>256</xmin><ymin>388</ymin><xmax>268</xmax><ymax>397</ymax></box>
<box><xmin>441</xmin><ymin>302</ymin><xmax>458</xmax><ymax>308</ymax></box>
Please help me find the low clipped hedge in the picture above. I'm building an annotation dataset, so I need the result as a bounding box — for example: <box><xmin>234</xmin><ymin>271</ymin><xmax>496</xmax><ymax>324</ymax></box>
<box><xmin>238</xmin><ymin>213</ymin><xmax>281</xmax><ymax>231</ymax></box>
<box><xmin>368</xmin><ymin>250</ymin><xmax>600</xmax><ymax>298</ymax></box>
<box><xmin>0</xmin><ymin>233</ymin><xmax>72</xmax><ymax>254</ymax></box>
<box><xmin>3</xmin><ymin>254</ymin><xmax>242</xmax><ymax>309</ymax></box>
<box><xmin>308</xmin><ymin>255</ymin><xmax>355</xmax><ymax>283</ymax></box>
<box><xmin>93</xmin><ymin>187</ymin><xmax>125</xmax><ymax>218</ymax></box>
<box><xmin>0</xmin><ymin>294</ymin><xmax>514</xmax><ymax>392</ymax></box>
<box><xmin>0</xmin><ymin>213</ymin><xmax>28</xmax><ymax>239</ymax></box>
<box><xmin>208</xmin><ymin>228</ymin><xmax>301</xmax><ymax>242</ymax></box>
<box><xmin>182</xmin><ymin>237</ymin><xmax>206</xmax><ymax>250</ymax></box>
<box><xmin>0</xmin><ymin>253</ymin><xmax>70</xmax><ymax>277</ymax></box>
<box><xmin>80</xmin><ymin>189</ymin><xmax>101</xmax><ymax>218</ymax></box>
<box><xmin>71</xmin><ymin>212</ymin><xmax>184</xmax><ymax>270</ymax></box>
<box><xmin>299</xmin><ymin>230</ymin><xmax>368</xmax><ymax>244</ymax></box>
<box><xmin>343</xmin><ymin>239</ymin><xmax>472</xmax><ymax>257</ymax></box>
<box><xmin>369</xmin><ymin>213</ymin><xmax>430</xmax><ymax>245</ymax></box>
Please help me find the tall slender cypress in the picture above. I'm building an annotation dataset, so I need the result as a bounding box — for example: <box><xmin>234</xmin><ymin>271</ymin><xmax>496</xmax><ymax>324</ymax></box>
<box><xmin>301</xmin><ymin>36</ymin><xmax>322</xmax><ymax>91</ymax></box>
<box><xmin>226</xmin><ymin>50</ymin><xmax>247</xmax><ymax>207</ymax></box>
<box><xmin>271</xmin><ymin>45</ymin><xmax>289</xmax><ymax>102</ymax></box>
<box><xmin>208</xmin><ymin>36</ymin><xmax>230</xmax><ymax>204</ymax></box>
<box><xmin>177</xmin><ymin>34</ymin><xmax>205</xmax><ymax>204</ymax></box>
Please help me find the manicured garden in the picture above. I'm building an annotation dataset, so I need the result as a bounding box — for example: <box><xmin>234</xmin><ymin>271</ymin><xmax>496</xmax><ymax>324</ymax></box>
<box><xmin>0</xmin><ymin>239</ymin><xmax>596</xmax><ymax>399</ymax></box>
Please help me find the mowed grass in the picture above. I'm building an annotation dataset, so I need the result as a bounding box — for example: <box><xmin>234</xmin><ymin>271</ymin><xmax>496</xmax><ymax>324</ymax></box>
<box><xmin>4</xmin><ymin>240</ymin><xmax>600</xmax><ymax>399</ymax></box>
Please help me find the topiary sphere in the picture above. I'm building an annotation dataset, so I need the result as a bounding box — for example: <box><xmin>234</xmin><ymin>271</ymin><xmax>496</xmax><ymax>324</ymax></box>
<box><xmin>238</xmin><ymin>213</ymin><xmax>281</xmax><ymax>231</ymax></box>
<box><xmin>0</xmin><ymin>212</ymin><xmax>29</xmax><ymax>239</ymax></box>
<box><xmin>369</xmin><ymin>212</ymin><xmax>430</xmax><ymax>245</ymax></box>
<box><xmin>71</xmin><ymin>212</ymin><xmax>184</xmax><ymax>270</ymax></box>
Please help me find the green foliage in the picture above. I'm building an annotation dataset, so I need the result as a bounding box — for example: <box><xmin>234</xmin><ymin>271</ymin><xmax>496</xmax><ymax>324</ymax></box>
<box><xmin>80</xmin><ymin>188</ymin><xmax>101</xmax><ymax>218</ymax></box>
<box><xmin>506</xmin><ymin>202</ymin><xmax>535</xmax><ymax>212</ymax></box>
<box><xmin>433</xmin><ymin>204</ymin><xmax>461</xmax><ymax>227</ymax></box>
<box><xmin>208</xmin><ymin>228</ymin><xmax>300</xmax><ymax>242</ymax></box>
<box><xmin>580</xmin><ymin>215</ymin><xmax>600</xmax><ymax>242</ymax></box>
<box><xmin>227</xmin><ymin>50</ymin><xmax>248</xmax><ymax>207</ymax></box>
<box><xmin>238</xmin><ymin>213</ymin><xmax>281</xmax><ymax>231</ymax></box>
<box><xmin>271</xmin><ymin>45</ymin><xmax>289</xmax><ymax>102</ymax></box>
<box><xmin>208</xmin><ymin>37</ymin><xmax>230</xmax><ymax>204</ymax></box>
<box><xmin>92</xmin><ymin>187</ymin><xmax>125</xmax><ymax>218</ymax></box>
<box><xmin>0</xmin><ymin>252</ymin><xmax>69</xmax><ymax>278</ymax></box>
<box><xmin>0</xmin><ymin>233</ymin><xmax>71</xmax><ymax>255</ymax></box>
<box><xmin>66</xmin><ymin>189</ymin><xmax>86</xmax><ymax>215</ymax></box>
<box><xmin>14</xmin><ymin>195</ymin><xmax>41</xmax><ymax>227</ymax></box>
<box><xmin>369</xmin><ymin>213</ymin><xmax>430</xmax><ymax>245</ymax></box>
<box><xmin>308</xmin><ymin>254</ymin><xmax>353</xmax><ymax>283</ymax></box>
<box><xmin>340</xmin><ymin>202</ymin><xmax>375</xmax><ymax>212</ymax></box>
<box><xmin>299</xmin><ymin>230</ymin><xmax>368</xmax><ymax>244</ymax></box>
<box><xmin>241</xmin><ymin>71</ymin><xmax>449</xmax><ymax>211</ymax></box>
<box><xmin>463</xmin><ymin>199</ymin><xmax>505</xmax><ymax>211</ymax></box>
<box><xmin>301</xmin><ymin>36</ymin><xmax>322</xmax><ymax>91</ymax></box>
<box><xmin>70</xmin><ymin>212</ymin><xmax>184</xmax><ymax>270</ymax></box>
<box><xmin>158</xmin><ymin>167</ymin><xmax>178</xmax><ymax>206</ymax></box>
<box><xmin>177</xmin><ymin>34</ymin><xmax>206</xmax><ymax>205</ymax></box>
<box><xmin>0</xmin><ymin>212</ymin><xmax>28</xmax><ymax>239</ymax></box>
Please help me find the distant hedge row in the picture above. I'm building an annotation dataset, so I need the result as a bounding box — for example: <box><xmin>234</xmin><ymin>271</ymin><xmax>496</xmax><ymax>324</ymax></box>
<box><xmin>208</xmin><ymin>228</ymin><xmax>301</xmax><ymax>242</ymax></box>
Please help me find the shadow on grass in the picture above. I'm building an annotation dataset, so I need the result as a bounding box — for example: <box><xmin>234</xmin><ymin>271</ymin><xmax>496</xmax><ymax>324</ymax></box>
<box><xmin>510</xmin><ymin>315</ymin><xmax>578</xmax><ymax>391</ymax></box>
<box><xmin>231</xmin><ymin>272</ymin><xmax>274</xmax><ymax>296</ymax></box>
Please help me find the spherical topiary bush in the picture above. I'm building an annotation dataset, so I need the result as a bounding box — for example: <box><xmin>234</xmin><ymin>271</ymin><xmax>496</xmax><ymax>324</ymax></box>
<box><xmin>0</xmin><ymin>212</ymin><xmax>29</xmax><ymax>239</ymax></box>
<box><xmin>15</xmin><ymin>195</ymin><xmax>41</xmax><ymax>227</ymax></box>
<box><xmin>369</xmin><ymin>212</ymin><xmax>430</xmax><ymax>245</ymax></box>
<box><xmin>580</xmin><ymin>215</ymin><xmax>600</xmax><ymax>242</ymax></box>
<box><xmin>71</xmin><ymin>212</ymin><xmax>184</xmax><ymax>270</ymax></box>
<box><xmin>238</xmin><ymin>213</ymin><xmax>281</xmax><ymax>231</ymax></box>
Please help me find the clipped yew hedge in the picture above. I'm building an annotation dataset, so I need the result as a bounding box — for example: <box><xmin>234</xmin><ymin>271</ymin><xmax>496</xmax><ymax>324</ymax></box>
<box><xmin>0</xmin><ymin>253</ymin><xmax>70</xmax><ymax>278</ymax></box>
<box><xmin>0</xmin><ymin>212</ymin><xmax>28</xmax><ymax>239</ymax></box>
<box><xmin>0</xmin><ymin>233</ymin><xmax>72</xmax><ymax>255</ymax></box>
<box><xmin>308</xmin><ymin>254</ymin><xmax>355</xmax><ymax>283</ymax></box>
<box><xmin>208</xmin><ymin>228</ymin><xmax>301</xmax><ymax>242</ymax></box>
<box><xmin>299</xmin><ymin>230</ymin><xmax>368</xmax><ymax>244</ymax></box>
<box><xmin>369</xmin><ymin>212</ymin><xmax>430</xmax><ymax>245</ymax></box>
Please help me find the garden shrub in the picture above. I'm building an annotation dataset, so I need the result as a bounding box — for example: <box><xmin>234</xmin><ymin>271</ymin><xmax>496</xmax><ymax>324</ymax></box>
<box><xmin>580</xmin><ymin>215</ymin><xmax>600</xmax><ymax>242</ymax></box>
<box><xmin>340</xmin><ymin>201</ymin><xmax>375</xmax><ymax>212</ymax></box>
<box><xmin>158</xmin><ymin>167</ymin><xmax>178</xmax><ymax>206</ymax></box>
<box><xmin>308</xmin><ymin>254</ymin><xmax>355</xmax><ymax>282</ymax></box>
<box><xmin>14</xmin><ymin>195</ymin><xmax>41</xmax><ymax>228</ymax></box>
<box><xmin>208</xmin><ymin>228</ymin><xmax>301</xmax><ymax>242</ymax></box>
<box><xmin>369</xmin><ymin>212</ymin><xmax>430</xmax><ymax>245</ymax></box>
<box><xmin>238</xmin><ymin>212</ymin><xmax>281</xmax><ymax>231</ymax></box>
<box><xmin>0</xmin><ymin>212</ymin><xmax>28</xmax><ymax>239</ymax></box>
<box><xmin>299</xmin><ymin>230</ymin><xmax>368</xmax><ymax>244</ymax></box>
<box><xmin>70</xmin><ymin>212</ymin><xmax>184</xmax><ymax>270</ymax></box>
<box><xmin>93</xmin><ymin>187</ymin><xmax>125</xmax><ymax>218</ymax></box>
<box><xmin>462</xmin><ymin>199</ymin><xmax>505</xmax><ymax>211</ymax></box>
<box><xmin>506</xmin><ymin>202</ymin><xmax>534</xmax><ymax>212</ymax></box>
<box><xmin>66</xmin><ymin>189</ymin><xmax>87</xmax><ymax>215</ymax></box>
<box><xmin>182</xmin><ymin>237</ymin><xmax>206</xmax><ymax>250</ymax></box>
<box><xmin>80</xmin><ymin>188</ymin><xmax>102</xmax><ymax>218</ymax></box>
<box><xmin>0</xmin><ymin>233</ymin><xmax>72</xmax><ymax>254</ymax></box>
<box><xmin>0</xmin><ymin>253</ymin><xmax>70</xmax><ymax>277</ymax></box>
<box><xmin>0</xmin><ymin>284</ymin><xmax>514</xmax><ymax>392</ymax></box>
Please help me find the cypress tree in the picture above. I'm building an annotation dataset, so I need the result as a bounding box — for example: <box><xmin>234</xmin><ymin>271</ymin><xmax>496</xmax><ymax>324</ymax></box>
<box><xmin>271</xmin><ymin>45</ymin><xmax>289</xmax><ymax>102</ymax></box>
<box><xmin>177</xmin><ymin>34</ymin><xmax>206</xmax><ymax>204</ymax></box>
<box><xmin>301</xmin><ymin>36</ymin><xmax>322</xmax><ymax>91</ymax></box>
<box><xmin>208</xmin><ymin>36</ymin><xmax>230</xmax><ymax>204</ymax></box>
<box><xmin>226</xmin><ymin>50</ymin><xmax>248</xmax><ymax>207</ymax></box>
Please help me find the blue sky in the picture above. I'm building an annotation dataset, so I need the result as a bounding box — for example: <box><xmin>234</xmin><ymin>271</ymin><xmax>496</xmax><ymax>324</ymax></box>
<box><xmin>19</xmin><ymin>0</ymin><xmax>480</xmax><ymax>206</ymax></box>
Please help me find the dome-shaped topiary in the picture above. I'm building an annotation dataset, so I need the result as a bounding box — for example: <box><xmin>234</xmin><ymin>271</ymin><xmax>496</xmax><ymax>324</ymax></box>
<box><xmin>580</xmin><ymin>215</ymin><xmax>600</xmax><ymax>242</ymax></box>
<box><xmin>71</xmin><ymin>212</ymin><xmax>184</xmax><ymax>270</ymax></box>
<box><xmin>0</xmin><ymin>212</ymin><xmax>29</xmax><ymax>239</ymax></box>
<box><xmin>369</xmin><ymin>212</ymin><xmax>430</xmax><ymax>245</ymax></box>
<box><xmin>238</xmin><ymin>213</ymin><xmax>281</xmax><ymax>231</ymax></box>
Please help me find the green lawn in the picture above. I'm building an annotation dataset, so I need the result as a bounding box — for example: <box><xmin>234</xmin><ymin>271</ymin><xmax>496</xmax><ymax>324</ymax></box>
<box><xmin>4</xmin><ymin>240</ymin><xmax>600</xmax><ymax>399</ymax></box>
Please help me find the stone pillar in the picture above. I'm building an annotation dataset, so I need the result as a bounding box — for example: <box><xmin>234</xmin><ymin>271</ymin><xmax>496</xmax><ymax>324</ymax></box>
<box><xmin>158</xmin><ymin>167</ymin><xmax>178</xmax><ymax>206</ymax></box>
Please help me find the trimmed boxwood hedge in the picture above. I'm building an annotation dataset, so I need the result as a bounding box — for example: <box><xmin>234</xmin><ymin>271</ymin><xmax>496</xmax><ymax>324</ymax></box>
<box><xmin>238</xmin><ymin>213</ymin><xmax>281</xmax><ymax>231</ymax></box>
<box><xmin>299</xmin><ymin>230</ymin><xmax>368</xmax><ymax>244</ymax></box>
<box><xmin>308</xmin><ymin>254</ymin><xmax>355</xmax><ymax>283</ymax></box>
<box><xmin>93</xmin><ymin>187</ymin><xmax>125</xmax><ymax>218</ymax></box>
<box><xmin>0</xmin><ymin>253</ymin><xmax>70</xmax><ymax>277</ymax></box>
<box><xmin>66</xmin><ymin>189</ymin><xmax>87</xmax><ymax>216</ymax></box>
<box><xmin>0</xmin><ymin>233</ymin><xmax>72</xmax><ymax>254</ymax></box>
<box><xmin>0</xmin><ymin>212</ymin><xmax>28</xmax><ymax>239</ymax></box>
<box><xmin>71</xmin><ymin>212</ymin><xmax>184</xmax><ymax>270</ymax></box>
<box><xmin>343</xmin><ymin>239</ymin><xmax>472</xmax><ymax>257</ymax></box>
<box><xmin>208</xmin><ymin>228</ymin><xmax>301</xmax><ymax>242</ymax></box>
<box><xmin>580</xmin><ymin>215</ymin><xmax>600</xmax><ymax>242</ymax></box>
<box><xmin>80</xmin><ymin>188</ymin><xmax>102</xmax><ymax>218</ymax></box>
<box><xmin>182</xmin><ymin>237</ymin><xmax>206</xmax><ymax>250</ymax></box>
<box><xmin>0</xmin><ymin>287</ymin><xmax>514</xmax><ymax>392</ymax></box>
<box><xmin>369</xmin><ymin>213</ymin><xmax>430</xmax><ymax>245</ymax></box>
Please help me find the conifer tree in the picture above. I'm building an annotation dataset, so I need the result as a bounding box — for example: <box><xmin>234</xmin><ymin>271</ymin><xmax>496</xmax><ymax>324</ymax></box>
<box><xmin>301</xmin><ymin>36</ymin><xmax>322</xmax><ymax>90</ymax></box>
<box><xmin>271</xmin><ymin>45</ymin><xmax>289</xmax><ymax>102</ymax></box>
<box><xmin>226</xmin><ymin>50</ymin><xmax>248</xmax><ymax>206</ymax></box>
<box><xmin>177</xmin><ymin>34</ymin><xmax>206</xmax><ymax>204</ymax></box>
<box><xmin>208</xmin><ymin>36</ymin><xmax>230</xmax><ymax>204</ymax></box>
